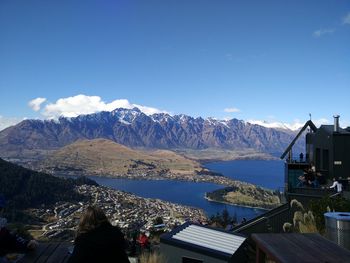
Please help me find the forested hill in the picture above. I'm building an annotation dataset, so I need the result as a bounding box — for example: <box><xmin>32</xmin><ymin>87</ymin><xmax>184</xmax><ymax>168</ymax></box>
<box><xmin>0</xmin><ymin>158</ymin><xmax>94</xmax><ymax>209</ymax></box>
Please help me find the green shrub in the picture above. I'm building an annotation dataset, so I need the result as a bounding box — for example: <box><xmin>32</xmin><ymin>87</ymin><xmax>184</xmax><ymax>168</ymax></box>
<box><xmin>308</xmin><ymin>196</ymin><xmax>350</xmax><ymax>234</ymax></box>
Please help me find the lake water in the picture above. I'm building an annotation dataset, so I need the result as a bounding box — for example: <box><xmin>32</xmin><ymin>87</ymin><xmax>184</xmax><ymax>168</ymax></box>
<box><xmin>205</xmin><ymin>159</ymin><xmax>284</xmax><ymax>190</ymax></box>
<box><xmin>88</xmin><ymin>160</ymin><xmax>284</xmax><ymax>220</ymax></box>
<box><xmin>90</xmin><ymin>177</ymin><xmax>265</xmax><ymax>221</ymax></box>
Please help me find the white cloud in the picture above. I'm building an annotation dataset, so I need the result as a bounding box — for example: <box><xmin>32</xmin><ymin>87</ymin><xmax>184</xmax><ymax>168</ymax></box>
<box><xmin>246</xmin><ymin>118</ymin><xmax>333</xmax><ymax>131</ymax></box>
<box><xmin>312</xmin><ymin>118</ymin><xmax>330</xmax><ymax>127</ymax></box>
<box><xmin>28</xmin><ymin>97</ymin><xmax>47</xmax><ymax>111</ymax></box>
<box><xmin>312</xmin><ymin>28</ymin><xmax>335</xmax><ymax>38</ymax></box>
<box><xmin>0</xmin><ymin>116</ymin><xmax>24</xmax><ymax>131</ymax></box>
<box><xmin>38</xmin><ymin>94</ymin><xmax>167</xmax><ymax>119</ymax></box>
<box><xmin>343</xmin><ymin>12</ymin><xmax>350</xmax><ymax>25</ymax></box>
<box><xmin>247</xmin><ymin>119</ymin><xmax>302</xmax><ymax>130</ymax></box>
<box><xmin>224</xmin><ymin>107</ymin><xmax>240</xmax><ymax>113</ymax></box>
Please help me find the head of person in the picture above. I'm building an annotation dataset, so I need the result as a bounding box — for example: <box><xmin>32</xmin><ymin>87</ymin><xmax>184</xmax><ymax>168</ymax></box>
<box><xmin>77</xmin><ymin>206</ymin><xmax>110</xmax><ymax>236</ymax></box>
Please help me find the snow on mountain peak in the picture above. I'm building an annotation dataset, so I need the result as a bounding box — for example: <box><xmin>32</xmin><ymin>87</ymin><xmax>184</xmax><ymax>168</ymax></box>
<box><xmin>246</xmin><ymin>119</ymin><xmax>304</xmax><ymax>131</ymax></box>
<box><xmin>111</xmin><ymin>107</ymin><xmax>143</xmax><ymax>123</ymax></box>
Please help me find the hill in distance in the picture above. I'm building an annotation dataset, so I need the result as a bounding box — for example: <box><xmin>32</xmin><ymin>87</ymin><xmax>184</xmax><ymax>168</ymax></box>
<box><xmin>0</xmin><ymin>158</ymin><xmax>96</xmax><ymax>211</ymax></box>
<box><xmin>38</xmin><ymin>138</ymin><xmax>204</xmax><ymax>177</ymax></box>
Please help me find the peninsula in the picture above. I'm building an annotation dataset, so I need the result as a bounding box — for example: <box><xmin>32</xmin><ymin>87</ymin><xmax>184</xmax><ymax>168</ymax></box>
<box><xmin>29</xmin><ymin>139</ymin><xmax>280</xmax><ymax>209</ymax></box>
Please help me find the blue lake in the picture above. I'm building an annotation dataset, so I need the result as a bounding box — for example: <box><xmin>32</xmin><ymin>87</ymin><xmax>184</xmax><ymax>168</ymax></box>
<box><xmin>205</xmin><ymin>159</ymin><xmax>284</xmax><ymax>190</ymax></box>
<box><xmin>87</xmin><ymin>160</ymin><xmax>284</xmax><ymax>220</ymax></box>
<box><xmin>90</xmin><ymin>177</ymin><xmax>265</xmax><ymax>221</ymax></box>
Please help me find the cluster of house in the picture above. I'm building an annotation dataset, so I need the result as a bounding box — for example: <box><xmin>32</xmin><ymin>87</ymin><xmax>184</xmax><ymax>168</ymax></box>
<box><xmin>32</xmin><ymin>184</ymin><xmax>207</xmax><ymax>241</ymax></box>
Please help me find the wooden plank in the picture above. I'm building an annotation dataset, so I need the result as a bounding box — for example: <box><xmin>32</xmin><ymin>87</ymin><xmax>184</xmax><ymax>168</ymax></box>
<box><xmin>285</xmin><ymin>234</ymin><xmax>329</xmax><ymax>262</ymax></box>
<box><xmin>252</xmin><ymin>233</ymin><xmax>350</xmax><ymax>263</ymax></box>
<box><xmin>284</xmin><ymin>233</ymin><xmax>350</xmax><ymax>263</ymax></box>
<box><xmin>278</xmin><ymin>234</ymin><xmax>319</xmax><ymax>262</ymax></box>
<box><xmin>36</xmin><ymin>243</ymin><xmax>61</xmax><ymax>263</ymax></box>
<box><xmin>46</xmin><ymin>242</ymin><xmax>71</xmax><ymax>263</ymax></box>
<box><xmin>18</xmin><ymin>242</ymin><xmax>73</xmax><ymax>263</ymax></box>
<box><xmin>18</xmin><ymin>243</ymin><xmax>51</xmax><ymax>263</ymax></box>
<box><xmin>258</xmin><ymin>234</ymin><xmax>315</xmax><ymax>263</ymax></box>
<box><xmin>306</xmin><ymin>234</ymin><xmax>350</xmax><ymax>262</ymax></box>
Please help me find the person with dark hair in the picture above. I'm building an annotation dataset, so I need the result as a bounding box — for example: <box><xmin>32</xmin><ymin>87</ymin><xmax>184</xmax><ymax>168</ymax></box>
<box><xmin>68</xmin><ymin>206</ymin><xmax>130</xmax><ymax>263</ymax></box>
<box><xmin>0</xmin><ymin>195</ymin><xmax>38</xmax><ymax>259</ymax></box>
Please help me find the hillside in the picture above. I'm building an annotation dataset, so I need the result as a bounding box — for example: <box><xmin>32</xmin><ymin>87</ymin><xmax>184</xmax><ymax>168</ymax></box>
<box><xmin>206</xmin><ymin>186</ymin><xmax>280</xmax><ymax>209</ymax></box>
<box><xmin>0</xmin><ymin>158</ymin><xmax>87</xmax><ymax>210</ymax></box>
<box><xmin>37</xmin><ymin>139</ymin><xmax>204</xmax><ymax>177</ymax></box>
<box><xmin>0</xmin><ymin>108</ymin><xmax>304</xmax><ymax>162</ymax></box>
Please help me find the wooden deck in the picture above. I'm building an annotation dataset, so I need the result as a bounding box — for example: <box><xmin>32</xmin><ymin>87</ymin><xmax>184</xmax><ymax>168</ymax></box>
<box><xmin>18</xmin><ymin>242</ymin><xmax>72</xmax><ymax>263</ymax></box>
<box><xmin>252</xmin><ymin>233</ymin><xmax>350</xmax><ymax>263</ymax></box>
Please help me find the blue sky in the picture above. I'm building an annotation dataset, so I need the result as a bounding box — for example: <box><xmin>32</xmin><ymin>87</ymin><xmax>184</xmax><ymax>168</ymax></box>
<box><xmin>1</xmin><ymin>0</ymin><xmax>350</xmax><ymax>130</ymax></box>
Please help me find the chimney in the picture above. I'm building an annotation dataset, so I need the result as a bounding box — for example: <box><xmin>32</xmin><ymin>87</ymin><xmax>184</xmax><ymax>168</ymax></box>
<box><xmin>334</xmin><ymin>115</ymin><xmax>340</xmax><ymax>133</ymax></box>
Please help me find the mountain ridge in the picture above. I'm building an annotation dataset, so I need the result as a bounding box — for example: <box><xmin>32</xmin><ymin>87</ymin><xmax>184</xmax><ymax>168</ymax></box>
<box><xmin>0</xmin><ymin>107</ymin><xmax>304</xmax><ymax>161</ymax></box>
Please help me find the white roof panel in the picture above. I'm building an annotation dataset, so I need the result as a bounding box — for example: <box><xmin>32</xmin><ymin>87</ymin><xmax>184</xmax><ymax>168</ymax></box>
<box><xmin>172</xmin><ymin>224</ymin><xmax>246</xmax><ymax>255</ymax></box>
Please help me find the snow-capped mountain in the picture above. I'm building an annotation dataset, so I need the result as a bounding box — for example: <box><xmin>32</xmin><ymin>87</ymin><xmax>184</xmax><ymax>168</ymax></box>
<box><xmin>0</xmin><ymin>108</ymin><xmax>303</xmax><ymax>159</ymax></box>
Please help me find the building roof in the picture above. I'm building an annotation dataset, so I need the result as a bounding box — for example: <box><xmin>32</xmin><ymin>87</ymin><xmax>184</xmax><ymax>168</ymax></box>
<box><xmin>161</xmin><ymin>222</ymin><xmax>246</xmax><ymax>260</ymax></box>
<box><xmin>320</xmin><ymin>125</ymin><xmax>350</xmax><ymax>135</ymax></box>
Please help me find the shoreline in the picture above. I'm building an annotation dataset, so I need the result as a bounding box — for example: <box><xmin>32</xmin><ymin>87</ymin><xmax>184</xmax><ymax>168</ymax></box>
<box><xmin>204</xmin><ymin>195</ymin><xmax>271</xmax><ymax>211</ymax></box>
<box><xmin>54</xmin><ymin>172</ymin><xmax>279</xmax><ymax>210</ymax></box>
<box><xmin>198</xmin><ymin>155</ymin><xmax>279</xmax><ymax>164</ymax></box>
<box><xmin>34</xmin><ymin>157</ymin><xmax>282</xmax><ymax>211</ymax></box>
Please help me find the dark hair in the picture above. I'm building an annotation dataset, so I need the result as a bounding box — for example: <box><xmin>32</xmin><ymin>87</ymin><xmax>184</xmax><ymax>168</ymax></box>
<box><xmin>77</xmin><ymin>206</ymin><xmax>110</xmax><ymax>236</ymax></box>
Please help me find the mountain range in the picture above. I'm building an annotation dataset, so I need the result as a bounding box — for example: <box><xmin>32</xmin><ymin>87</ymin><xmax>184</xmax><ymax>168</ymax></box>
<box><xmin>0</xmin><ymin>107</ymin><xmax>303</xmax><ymax>161</ymax></box>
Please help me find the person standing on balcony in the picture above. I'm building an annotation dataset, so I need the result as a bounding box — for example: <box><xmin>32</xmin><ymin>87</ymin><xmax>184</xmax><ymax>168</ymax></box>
<box><xmin>329</xmin><ymin>178</ymin><xmax>343</xmax><ymax>194</ymax></box>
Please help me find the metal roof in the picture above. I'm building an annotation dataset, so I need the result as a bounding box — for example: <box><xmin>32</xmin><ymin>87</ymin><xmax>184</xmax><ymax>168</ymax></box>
<box><xmin>171</xmin><ymin>224</ymin><xmax>246</xmax><ymax>255</ymax></box>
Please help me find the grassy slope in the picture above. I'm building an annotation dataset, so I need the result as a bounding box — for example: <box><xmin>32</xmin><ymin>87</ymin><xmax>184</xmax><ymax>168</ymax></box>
<box><xmin>41</xmin><ymin>139</ymin><xmax>203</xmax><ymax>176</ymax></box>
<box><xmin>223</xmin><ymin>185</ymin><xmax>280</xmax><ymax>208</ymax></box>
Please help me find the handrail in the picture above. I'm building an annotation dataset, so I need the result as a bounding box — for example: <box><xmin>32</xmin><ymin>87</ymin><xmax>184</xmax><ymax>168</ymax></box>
<box><xmin>233</xmin><ymin>217</ymin><xmax>267</xmax><ymax>233</ymax></box>
<box><xmin>232</xmin><ymin>203</ymin><xmax>290</xmax><ymax>232</ymax></box>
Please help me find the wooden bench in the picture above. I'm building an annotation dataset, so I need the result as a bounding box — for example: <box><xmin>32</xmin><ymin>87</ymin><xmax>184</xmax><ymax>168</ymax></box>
<box><xmin>252</xmin><ymin>233</ymin><xmax>350</xmax><ymax>263</ymax></box>
<box><xmin>17</xmin><ymin>242</ymin><xmax>72</xmax><ymax>263</ymax></box>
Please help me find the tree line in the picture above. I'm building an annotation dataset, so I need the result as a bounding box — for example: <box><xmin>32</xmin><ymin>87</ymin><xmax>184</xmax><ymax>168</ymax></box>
<box><xmin>0</xmin><ymin>158</ymin><xmax>96</xmax><ymax>210</ymax></box>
